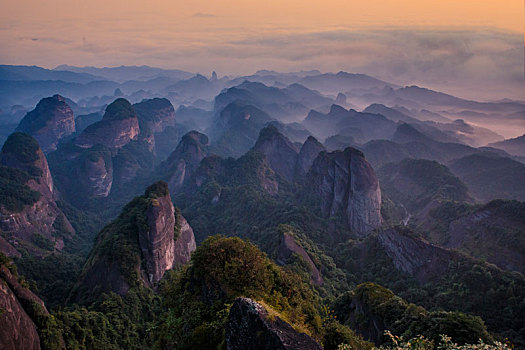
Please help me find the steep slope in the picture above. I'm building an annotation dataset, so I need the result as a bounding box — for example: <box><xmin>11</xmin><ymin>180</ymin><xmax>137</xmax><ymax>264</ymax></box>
<box><xmin>449</xmin><ymin>154</ymin><xmax>525</xmax><ymax>202</ymax></box>
<box><xmin>15</xmin><ymin>94</ymin><xmax>75</xmax><ymax>153</ymax></box>
<box><xmin>0</xmin><ymin>133</ymin><xmax>74</xmax><ymax>256</ymax></box>
<box><xmin>333</xmin><ymin>282</ymin><xmax>492</xmax><ymax>346</ymax></box>
<box><xmin>377</xmin><ymin>158</ymin><xmax>472</xmax><ymax>214</ymax></box>
<box><xmin>295</xmin><ymin>136</ymin><xmax>325</xmax><ymax>180</ymax></box>
<box><xmin>133</xmin><ymin>97</ymin><xmax>176</xmax><ymax>133</ymax></box>
<box><xmin>158</xmin><ymin>130</ymin><xmax>209</xmax><ymax>195</ymax></box>
<box><xmin>226</xmin><ymin>297</ymin><xmax>323</xmax><ymax>350</ymax></box>
<box><xmin>71</xmin><ymin>181</ymin><xmax>195</xmax><ymax>303</ymax></box>
<box><xmin>252</xmin><ymin>125</ymin><xmax>299</xmax><ymax>181</ymax></box>
<box><xmin>334</xmin><ymin>226</ymin><xmax>525</xmax><ymax>346</ymax></box>
<box><xmin>303</xmin><ymin>104</ymin><xmax>397</xmax><ymax>142</ymax></box>
<box><xmin>75</xmin><ymin>98</ymin><xmax>140</xmax><ymax>149</ymax></box>
<box><xmin>210</xmin><ymin>102</ymin><xmax>274</xmax><ymax>157</ymax></box>
<box><xmin>0</xmin><ymin>254</ymin><xmax>64</xmax><ymax>350</ymax></box>
<box><xmin>276</xmin><ymin>232</ymin><xmax>323</xmax><ymax>285</ymax></box>
<box><xmin>306</xmin><ymin>147</ymin><xmax>382</xmax><ymax>236</ymax></box>
<box><xmin>489</xmin><ymin>133</ymin><xmax>525</xmax><ymax>157</ymax></box>
<box><xmin>416</xmin><ymin>200</ymin><xmax>525</xmax><ymax>274</ymax></box>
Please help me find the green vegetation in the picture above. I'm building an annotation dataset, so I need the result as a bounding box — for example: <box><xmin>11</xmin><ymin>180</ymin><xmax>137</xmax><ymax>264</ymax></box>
<box><xmin>154</xmin><ymin>235</ymin><xmax>369</xmax><ymax>350</ymax></box>
<box><xmin>70</xmin><ymin>181</ymin><xmax>171</xmax><ymax>303</ymax></box>
<box><xmin>378</xmin><ymin>158</ymin><xmax>470</xmax><ymax>213</ymax></box>
<box><xmin>0</xmin><ymin>165</ymin><xmax>41</xmax><ymax>212</ymax></box>
<box><xmin>1</xmin><ymin>132</ymin><xmax>41</xmax><ymax>164</ymax></box>
<box><xmin>333</xmin><ymin>283</ymin><xmax>492</xmax><ymax>346</ymax></box>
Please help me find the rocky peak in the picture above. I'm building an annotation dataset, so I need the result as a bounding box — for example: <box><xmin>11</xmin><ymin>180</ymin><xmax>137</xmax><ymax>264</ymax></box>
<box><xmin>0</xmin><ymin>133</ymin><xmax>74</xmax><ymax>256</ymax></box>
<box><xmin>306</xmin><ymin>147</ymin><xmax>382</xmax><ymax>236</ymax></box>
<box><xmin>16</xmin><ymin>94</ymin><xmax>75</xmax><ymax>153</ymax></box>
<box><xmin>252</xmin><ymin>125</ymin><xmax>299</xmax><ymax>182</ymax></box>
<box><xmin>138</xmin><ymin>182</ymin><xmax>179</xmax><ymax>285</ymax></box>
<box><xmin>1</xmin><ymin>132</ymin><xmax>53</xmax><ymax>194</ymax></box>
<box><xmin>226</xmin><ymin>297</ymin><xmax>322</xmax><ymax>350</ymax></box>
<box><xmin>72</xmin><ymin>181</ymin><xmax>196</xmax><ymax>301</ymax></box>
<box><xmin>75</xmin><ymin>98</ymin><xmax>140</xmax><ymax>149</ymax></box>
<box><xmin>391</xmin><ymin>123</ymin><xmax>430</xmax><ymax>144</ymax></box>
<box><xmin>295</xmin><ymin>136</ymin><xmax>325</xmax><ymax>180</ymax></box>
<box><xmin>336</xmin><ymin>93</ymin><xmax>347</xmax><ymax>105</ymax></box>
<box><xmin>133</xmin><ymin>98</ymin><xmax>176</xmax><ymax>134</ymax></box>
<box><xmin>161</xmin><ymin>131</ymin><xmax>209</xmax><ymax>193</ymax></box>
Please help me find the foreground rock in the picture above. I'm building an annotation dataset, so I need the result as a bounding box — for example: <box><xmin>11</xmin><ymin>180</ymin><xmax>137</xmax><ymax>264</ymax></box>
<box><xmin>226</xmin><ymin>297</ymin><xmax>322</xmax><ymax>350</ymax></box>
<box><xmin>0</xmin><ymin>256</ymin><xmax>65</xmax><ymax>350</ymax></box>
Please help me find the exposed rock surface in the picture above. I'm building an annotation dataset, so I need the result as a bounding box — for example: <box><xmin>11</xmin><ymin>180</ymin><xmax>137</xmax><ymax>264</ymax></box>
<box><xmin>0</xmin><ymin>133</ymin><xmax>74</xmax><ymax>255</ymax></box>
<box><xmin>160</xmin><ymin>131</ymin><xmax>209</xmax><ymax>194</ymax></box>
<box><xmin>306</xmin><ymin>147</ymin><xmax>382</xmax><ymax>236</ymax></box>
<box><xmin>173</xmin><ymin>214</ymin><xmax>197</xmax><ymax>265</ymax></box>
<box><xmin>134</xmin><ymin>98</ymin><xmax>176</xmax><ymax>133</ymax></box>
<box><xmin>138</xmin><ymin>189</ymin><xmax>179</xmax><ymax>285</ymax></box>
<box><xmin>377</xmin><ymin>228</ymin><xmax>454</xmax><ymax>283</ymax></box>
<box><xmin>295</xmin><ymin>136</ymin><xmax>325</xmax><ymax>180</ymax></box>
<box><xmin>0</xmin><ymin>266</ymin><xmax>42</xmax><ymax>350</ymax></box>
<box><xmin>252</xmin><ymin>125</ymin><xmax>299</xmax><ymax>181</ymax></box>
<box><xmin>72</xmin><ymin>182</ymin><xmax>196</xmax><ymax>302</ymax></box>
<box><xmin>443</xmin><ymin>200</ymin><xmax>525</xmax><ymax>274</ymax></box>
<box><xmin>276</xmin><ymin>233</ymin><xmax>323</xmax><ymax>285</ymax></box>
<box><xmin>16</xmin><ymin>94</ymin><xmax>75</xmax><ymax>153</ymax></box>
<box><xmin>77</xmin><ymin>147</ymin><xmax>113</xmax><ymax>197</ymax></box>
<box><xmin>226</xmin><ymin>297</ymin><xmax>322</xmax><ymax>350</ymax></box>
<box><xmin>75</xmin><ymin>98</ymin><xmax>140</xmax><ymax>149</ymax></box>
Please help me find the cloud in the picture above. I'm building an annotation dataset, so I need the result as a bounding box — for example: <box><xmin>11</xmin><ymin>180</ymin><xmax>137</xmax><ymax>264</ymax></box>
<box><xmin>192</xmin><ymin>12</ymin><xmax>216</xmax><ymax>18</ymax></box>
<box><xmin>1</xmin><ymin>24</ymin><xmax>523</xmax><ymax>100</ymax></box>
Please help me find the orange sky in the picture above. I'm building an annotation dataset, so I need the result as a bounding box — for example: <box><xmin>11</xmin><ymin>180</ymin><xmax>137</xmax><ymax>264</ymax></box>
<box><xmin>0</xmin><ymin>0</ymin><xmax>524</xmax><ymax>100</ymax></box>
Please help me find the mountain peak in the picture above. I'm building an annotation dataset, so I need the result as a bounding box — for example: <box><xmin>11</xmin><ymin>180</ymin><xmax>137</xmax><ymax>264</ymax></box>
<box><xmin>15</xmin><ymin>95</ymin><xmax>75</xmax><ymax>153</ymax></box>
<box><xmin>253</xmin><ymin>125</ymin><xmax>299</xmax><ymax>181</ymax></box>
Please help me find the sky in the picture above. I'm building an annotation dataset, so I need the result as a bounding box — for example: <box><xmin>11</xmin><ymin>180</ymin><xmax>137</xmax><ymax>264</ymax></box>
<box><xmin>1</xmin><ymin>0</ymin><xmax>524</xmax><ymax>100</ymax></box>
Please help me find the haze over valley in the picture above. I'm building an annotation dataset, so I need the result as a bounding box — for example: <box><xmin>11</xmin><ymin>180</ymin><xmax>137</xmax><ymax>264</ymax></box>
<box><xmin>1</xmin><ymin>1</ymin><xmax>524</xmax><ymax>349</ymax></box>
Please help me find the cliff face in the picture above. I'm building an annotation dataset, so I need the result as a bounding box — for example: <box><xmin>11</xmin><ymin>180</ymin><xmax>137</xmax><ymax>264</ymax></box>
<box><xmin>75</xmin><ymin>98</ymin><xmax>140</xmax><ymax>149</ymax></box>
<box><xmin>77</xmin><ymin>147</ymin><xmax>113</xmax><ymax>198</ymax></box>
<box><xmin>160</xmin><ymin>131</ymin><xmax>209</xmax><ymax>194</ymax></box>
<box><xmin>16</xmin><ymin>94</ymin><xmax>75</xmax><ymax>153</ymax></box>
<box><xmin>252</xmin><ymin>125</ymin><xmax>299</xmax><ymax>182</ymax></box>
<box><xmin>72</xmin><ymin>182</ymin><xmax>196</xmax><ymax>302</ymax></box>
<box><xmin>377</xmin><ymin>228</ymin><xmax>454</xmax><ymax>283</ymax></box>
<box><xmin>173</xmin><ymin>214</ymin><xmax>197</xmax><ymax>265</ymax></box>
<box><xmin>134</xmin><ymin>98</ymin><xmax>176</xmax><ymax>133</ymax></box>
<box><xmin>294</xmin><ymin>136</ymin><xmax>325</xmax><ymax>180</ymax></box>
<box><xmin>226</xmin><ymin>298</ymin><xmax>322</xmax><ymax>350</ymax></box>
<box><xmin>0</xmin><ymin>257</ymin><xmax>65</xmax><ymax>350</ymax></box>
<box><xmin>306</xmin><ymin>147</ymin><xmax>382</xmax><ymax>236</ymax></box>
<box><xmin>0</xmin><ymin>265</ymin><xmax>42</xmax><ymax>350</ymax></box>
<box><xmin>0</xmin><ymin>133</ymin><xmax>74</xmax><ymax>255</ymax></box>
<box><xmin>276</xmin><ymin>233</ymin><xmax>323</xmax><ymax>285</ymax></box>
<box><xmin>138</xmin><ymin>191</ymin><xmax>177</xmax><ymax>285</ymax></box>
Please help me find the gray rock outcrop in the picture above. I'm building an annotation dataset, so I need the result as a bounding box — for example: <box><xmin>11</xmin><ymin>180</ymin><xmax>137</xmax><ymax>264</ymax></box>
<box><xmin>226</xmin><ymin>297</ymin><xmax>322</xmax><ymax>350</ymax></box>
<box><xmin>307</xmin><ymin>147</ymin><xmax>382</xmax><ymax>236</ymax></box>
